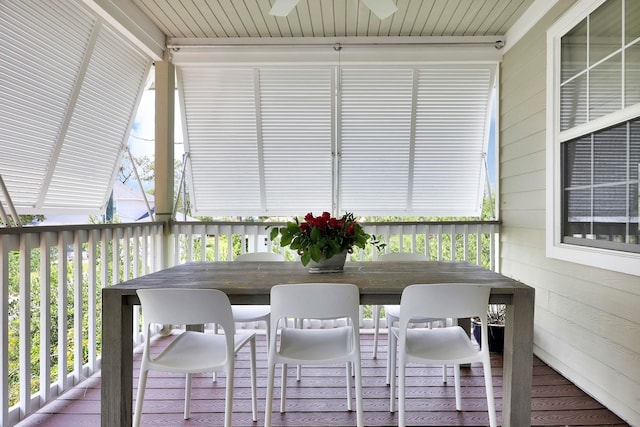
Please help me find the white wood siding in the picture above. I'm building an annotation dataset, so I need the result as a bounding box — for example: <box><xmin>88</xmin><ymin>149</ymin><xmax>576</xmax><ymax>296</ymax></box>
<box><xmin>500</xmin><ymin>1</ymin><xmax>640</xmax><ymax>425</ymax></box>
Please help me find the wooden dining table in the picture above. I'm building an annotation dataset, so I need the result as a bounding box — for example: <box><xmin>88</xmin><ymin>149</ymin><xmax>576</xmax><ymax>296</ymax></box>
<box><xmin>101</xmin><ymin>260</ymin><xmax>534</xmax><ymax>427</ymax></box>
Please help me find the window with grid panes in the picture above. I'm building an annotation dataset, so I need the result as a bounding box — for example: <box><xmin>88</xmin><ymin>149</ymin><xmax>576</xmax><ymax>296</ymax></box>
<box><xmin>558</xmin><ymin>0</ymin><xmax>640</xmax><ymax>254</ymax></box>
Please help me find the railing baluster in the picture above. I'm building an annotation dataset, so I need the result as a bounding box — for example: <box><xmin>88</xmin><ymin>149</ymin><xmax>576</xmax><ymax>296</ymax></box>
<box><xmin>133</xmin><ymin>227</ymin><xmax>140</xmax><ymax>277</ymax></box>
<box><xmin>39</xmin><ymin>233</ymin><xmax>51</xmax><ymax>405</ymax></box>
<box><xmin>87</xmin><ymin>230</ymin><xmax>98</xmax><ymax>373</ymax></box>
<box><xmin>112</xmin><ymin>229</ymin><xmax>120</xmax><ymax>285</ymax></box>
<box><xmin>200</xmin><ymin>226</ymin><xmax>207</xmax><ymax>261</ymax></box>
<box><xmin>73</xmin><ymin>233</ymin><xmax>83</xmax><ymax>384</ymax></box>
<box><xmin>1</xmin><ymin>235</ymin><xmax>9</xmax><ymax>426</ymax></box>
<box><xmin>463</xmin><ymin>224</ymin><xmax>469</xmax><ymax>261</ymax></box>
<box><xmin>18</xmin><ymin>234</ymin><xmax>32</xmax><ymax>419</ymax></box>
<box><xmin>56</xmin><ymin>232</ymin><xmax>68</xmax><ymax>394</ymax></box>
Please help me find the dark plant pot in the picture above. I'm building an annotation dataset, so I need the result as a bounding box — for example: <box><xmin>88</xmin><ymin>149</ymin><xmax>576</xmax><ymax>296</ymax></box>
<box><xmin>472</xmin><ymin>320</ymin><xmax>504</xmax><ymax>353</ymax></box>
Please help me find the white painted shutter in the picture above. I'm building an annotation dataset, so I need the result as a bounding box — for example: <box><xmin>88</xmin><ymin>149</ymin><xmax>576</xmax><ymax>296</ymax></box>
<box><xmin>412</xmin><ymin>67</ymin><xmax>494</xmax><ymax>216</ymax></box>
<box><xmin>180</xmin><ymin>67</ymin><xmax>262</xmax><ymax>215</ymax></box>
<box><xmin>339</xmin><ymin>66</ymin><xmax>494</xmax><ymax>216</ymax></box>
<box><xmin>259</xmin><ymin>68</ymin><xmax>333</xmax><ymax>215</ymax></box>
<box><xmin>338</xmin><ymin>68</ymin><xmax>415</xmax><ymax>215</ymax></box>
<box><xmin>180</xmin><ymin>66</ymin><xmax>333</xmax><ymax>216</ymax></box>
<box><xmin>0</xmin><ymin>1</ymin><xmax>150</xmax><ymax>214</ymax></box>
<box><xmin>179</xmin><ymin>63</ymin><xmax>494</xmax><ymax>218</ymax></box>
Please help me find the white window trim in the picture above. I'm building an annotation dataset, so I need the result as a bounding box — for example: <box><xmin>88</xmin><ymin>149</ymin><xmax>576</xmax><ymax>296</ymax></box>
<box><xmin>546</xmin><ymin>0</ymin><xmax>640</xmax><ymax>276</ymax></box>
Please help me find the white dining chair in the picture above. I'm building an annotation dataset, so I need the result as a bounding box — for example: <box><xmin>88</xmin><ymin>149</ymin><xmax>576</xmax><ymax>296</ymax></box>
<box><xmin>372</xmin><ymin>252</ymin><xmax>431</xmax><ymax>359</ymax></box>
<box><xmin>134</xmin><ymin>288</ymin><xmax>257</xmax><ymax>427</ymax></box>
<box><xmin>232</xmin><ymin>252</ymin><xmax>284</xmax><ymax>343</ymax></box>
<box><xmin>389</xmin><ymin>284</ymin><xmax>497</xmax><ymax>427</ymax></box>
<box><xmin>264</xmin><ymin>283</ymin><xmax>364</xmax><ymax>427</ymax></box>
<box><xmin>373</xmin><ymin>252</ymin><xmax>447</xmax><ymax>386</ymax></box>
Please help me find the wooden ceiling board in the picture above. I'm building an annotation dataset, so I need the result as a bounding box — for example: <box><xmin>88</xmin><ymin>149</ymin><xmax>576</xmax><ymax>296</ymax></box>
<box><xmin>469</xmin><ymin>0</ymin><xmax>505</xmax><ymax>35</ymax></box>
<box><xmin>206</xmin><ymin>1</ymin><xmax>242</xmax><ymax>37</ymax></box>
<box><xmin>431</xmin><ymin>0</ymin><xmax>466</xmax><ymax>36</ymax></box>
<box><xmin>131</xmin><ymin>0</ymin><xmax>537</xmax><ymax>39</ymax></box>
<box><xmin>453</xmin><ymin>1</ymin><xmax>491</xmax><ymax>35</ymax></box>
<box><xmin>240</xmin><ymin>0</ymin><xmax>272</xmax><ymax>37</ymax></box>
<box><xmin>135</xmin><ymin>0</ymin><xmax>186</xmax><ymax>38</ymax></box>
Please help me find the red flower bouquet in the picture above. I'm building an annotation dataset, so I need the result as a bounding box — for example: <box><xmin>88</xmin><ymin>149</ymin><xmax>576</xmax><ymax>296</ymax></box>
<box><xmin>269</xmin><ymin>212</ymin><xmax>383</xmax><ymax>266</ymax></box>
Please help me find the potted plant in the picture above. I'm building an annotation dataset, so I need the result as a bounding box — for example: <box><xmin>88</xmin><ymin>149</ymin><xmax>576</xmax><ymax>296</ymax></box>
<box><xmin>269</xmin><ymin>211</ymin><xmax>384</xmax><ymax>270</ymax></box>
<box><xmin>472</xmin><ymin>304</ymin><xmax>506</xmax><ymax>353</ymax></box>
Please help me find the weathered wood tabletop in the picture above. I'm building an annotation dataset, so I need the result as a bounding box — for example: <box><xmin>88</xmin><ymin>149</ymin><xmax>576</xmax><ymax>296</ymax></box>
<box><xmin>102</xmin><ymin>261</ymin><xmax>534</xmax><ymax>427</ymax></box>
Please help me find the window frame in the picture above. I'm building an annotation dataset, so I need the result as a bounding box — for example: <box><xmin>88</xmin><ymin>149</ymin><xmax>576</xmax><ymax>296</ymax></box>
<box><xmin>546</xmin><ymin>0</ymin><xmax>640</xmax><ymax>276</ymax></box>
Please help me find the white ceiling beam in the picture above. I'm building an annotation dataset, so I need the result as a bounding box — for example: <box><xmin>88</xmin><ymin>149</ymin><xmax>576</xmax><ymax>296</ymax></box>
<box><xmin>170</xmin><ymin>43</ymin><xmax>503</xmax><ymax>66</ymax></box>
<box><xmin>169</xmin><ymin>35</ymin><xmax>505</xmax><ymax>47</ymax></box>
<box><xmin>81</xmin><ymin>0</ymin><xmax>166</xmax><ymax>60</ymax></box>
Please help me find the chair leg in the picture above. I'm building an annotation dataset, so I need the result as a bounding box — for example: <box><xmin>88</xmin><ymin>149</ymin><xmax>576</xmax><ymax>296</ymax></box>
<box><xmin>442</xmin><ymin>364</ymin><xmax>447</xmax><ymax>383</ymax></box>
<box><xmin>372</xmin><ymin>304</ymin><xmax>380</xmax><ymax>358</ymax></box>
<box><xmin>212</xmin><ymin>326</ymin><xmax>218</xmax><ymax>382</ymax></box>
<box><xmin>353</xmin><ymin>358</ymin><xmax>364</xmax><ymax>427</ymax></box>
<box><xmin>389</xmin><ymin>333</ymin><xmax>397</xmax><ymax>413</ymax></box>
<box><xmin>295</xmin><ymin>318</ymin><xmax>302</xmax><ymax>381</ymax></box>
<box><xmin>184</xmin><ymin>373</ymin><xmax>192</xmax><ymax>419</ymax></box>
<box><xmin>397</xmin><ymin>359</ymin><xmax>406</xmax><ymax>427</ymax></box>
<box><xmin>280</xmin><ymin>363</ymin><xmax>288</xmax><ymax>413</ymax></box>
<box><xmin>345</xmin><ymin>362</ymin><xmax>353</xmax><ymax>411</ymax></box>
<box><xmin>482</xmin><ymin>359</ymin><xmax>497</xmax><ymax>427</ymax></box>
<box><xmin>224</xmin><ymin>369</ymin><xmax>234</xmax><ymax>427</ymax></box>
<box><xmin>133</xmin><ymin>367</ymin><xmax>148</xmax><ymax>427</ymax></box>
<box><xmin>250</xmin><ymin>338</ymin><xmax>258</xmax><ymax>422</ymax></box>
<box><xmin>454</xmin><ymin>364</ymin><xmax>462</xmax><ymax>411</ymax></box>
<box><xmin>264</xmin><ymin>361</ymin><xmax>276</xmax><ymax>427</ymax></box>
<box><xmin>385</xmin><ymin>315</ymin><xmax>395</xmax><ymax>385</ymax></box>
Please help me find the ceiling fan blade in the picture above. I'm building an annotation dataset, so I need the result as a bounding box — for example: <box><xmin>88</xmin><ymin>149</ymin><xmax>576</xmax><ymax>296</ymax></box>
<box><xmin>362</xmin><ymin>0</ymin><xmax>398</xmax><ymax>20</ymax></box>
<box><xmin>269</xmin><ymin>0</ymin><xmax>300</xmax><ymax>16</ymax></box>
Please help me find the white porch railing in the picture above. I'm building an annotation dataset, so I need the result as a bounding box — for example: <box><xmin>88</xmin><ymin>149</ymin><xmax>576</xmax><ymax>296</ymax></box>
<box><xmin>171</xmin><ymin>220</ymin><xmax>499</xmax><ymax>269</ymax></box>
<box><xmin>0</xmin><ymin>223</ymin><xmax>163</xmax><ymax>427</ymax></box>
<box><xmin>0</xmin><ymin>219</ymin><xmax>498</xmax><ymax>426</ymax></box>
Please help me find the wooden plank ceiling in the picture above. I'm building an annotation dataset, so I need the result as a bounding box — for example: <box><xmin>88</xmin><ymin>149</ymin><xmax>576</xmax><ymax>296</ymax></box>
<box><xmin>132</xmin><ymin>0</ymin><xmax>536</xmax><ymax>39</ymax></box>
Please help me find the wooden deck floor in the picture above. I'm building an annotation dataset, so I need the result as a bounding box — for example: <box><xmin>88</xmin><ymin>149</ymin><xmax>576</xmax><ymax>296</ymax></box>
<box><xmin>17</xmin><ymin>331</ymin><xmax>629</xmax><ymax>427</ymax></box>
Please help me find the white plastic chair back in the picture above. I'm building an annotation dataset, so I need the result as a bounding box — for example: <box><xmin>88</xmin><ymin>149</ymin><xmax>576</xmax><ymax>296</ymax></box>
<box><xmin>378</xmin><ymin>252</ymin><xmax>428</xmax><ymax>262</ymax></box>
<box><xmin>138</xmin><ymin>288</ymin><xmax>236</xmax><ymax>335</ymax></box>
<box><xmin>270</xmin><ymin>283</ymin><xmax>359</xmax><ymax>322</ymax></box>
<box><xmin>400</xmin><ymin>283</ymin><xmax>490</xmax><ymax>323</ymax></box>
<box><xmin>235</xmin><ymin>252</ymin><xmax>285</xmax><ymax>262</ymax></box>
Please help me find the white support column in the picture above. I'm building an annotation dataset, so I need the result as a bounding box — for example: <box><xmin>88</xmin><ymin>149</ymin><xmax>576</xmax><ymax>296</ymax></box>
<box><xmin>155</xmin><ymin>53</ymin><xmax>175</xmax><ymax>269</ymax></box>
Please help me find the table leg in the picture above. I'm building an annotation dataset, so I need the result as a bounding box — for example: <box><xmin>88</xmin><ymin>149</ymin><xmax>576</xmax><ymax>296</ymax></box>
<box><xmin>101</xmin><ymin>292</ymin><xmax>133</xmax><ymax>427</ymax></box>
<box><xmin>502</xmin><ymin>287</ymin><xmax>535</xmax><ymax>427</ymax></box>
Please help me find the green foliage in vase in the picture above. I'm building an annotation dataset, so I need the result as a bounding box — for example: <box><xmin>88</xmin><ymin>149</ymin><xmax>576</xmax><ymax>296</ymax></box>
<box><xmin>269</xmin><ymin>212</ymin><xmax>385</xmax><ymax>266</ymax></box>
